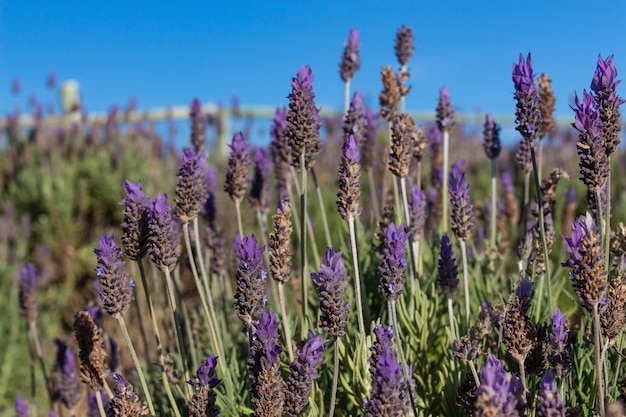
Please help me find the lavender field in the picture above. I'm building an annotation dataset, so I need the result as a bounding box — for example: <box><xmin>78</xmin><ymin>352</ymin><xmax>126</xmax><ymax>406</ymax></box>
<box><xmin>2</xmin><ymin>26</ymin><xmax>626</xmax><ymax>417</ymax></box>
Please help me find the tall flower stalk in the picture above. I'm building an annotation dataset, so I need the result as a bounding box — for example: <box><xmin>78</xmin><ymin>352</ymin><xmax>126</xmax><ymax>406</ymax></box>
<box><xmin>269</xmin><ymin>200</ymin><xmax>295</xmax><ymax>362</ymax></box>
<box><xmin>286</xmin><ymin>65</ymin><xmax>321</xmax><ymax>333</ymax></box>
<box><xmin>224</xmin><ymin>131</ymin><xmax>251</xmax><ymax>238</ymax></box>
<box><xmin>448</xmin><ymin>165</ymin><xmax>474</xmax><ymax>328</ymax></box>
<box><xmin>512</xmin><ymin>52</ymin><xmax>551</xmax><ymax>313</ymax></box>
<box><xmin>339</xmin><ymin>28</ymin><xmax>360</xmax><ymax>114</ymax></box>
<box><xmin>563</xmin><ymin>214</ymin><xmax>607</xmax><ymax>416</ymax></box>
<box><xmin>483</xmin><ymin>113</ymin><xmax>501</xmax><ymax>250</ymax></box>
<box><xmin>119</xmin><ymin>180</ymin><xmax>180</xmax><ymax>416</ymax></box>
<box><xmin>93</xmin><ymin>234</ymin><xmax>155</xmax><ymax>415</ymax></box>
<box><xmin>311</xmin><ymin>248</ymin><xmax>349</xmax><ymax>417</ymax></box>
<box><xmin>337</xmin><ymin>134</ymin><xmax>366</xmax><ymax>337</ymax></box>
<box><xmin>436</xmin><ymin>86</ymin><xmax>455</xmax><ymax>234</ymax></box>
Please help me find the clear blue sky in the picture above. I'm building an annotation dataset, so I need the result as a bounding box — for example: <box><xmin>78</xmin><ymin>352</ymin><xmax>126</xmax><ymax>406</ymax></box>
<box><xmin>2</xmin><ymin>0</ymin><xmax>625</xmax><ymax>135</ymax></box>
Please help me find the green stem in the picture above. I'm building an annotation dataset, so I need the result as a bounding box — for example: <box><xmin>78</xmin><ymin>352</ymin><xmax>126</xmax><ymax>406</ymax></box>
<box><xmin>344</xmin><ymin>80</ymin><xmax>351</xmax><ymax>115</ymax></box>
<box><xmin>328</xmin><ymin>338</ymin><xmax>340</xmax><ymax>417</ymax></box>
<box><xmin>611</xmin><ymin>332</ymin><xmax>625</xmax><ymax>394</ymax></box>
<box><xmin>29</xmin><ymin>321</ymin><xmax>53</xmax><ymax>407</ymax></box>
<box><xmin>278</xmin><ymin>283</ymin><xmax>295</xmax><ymax>363</ymax></box>
<box><xmin>163</xmin><ymin>268</ymin><xmax>192</xmax><ymax>398</ymax></box>
<box><xmin>311</xmin><ymin>167</ymin><xmax>332</xmax><ymax>249</ymax></box>
<box><xmin>460</xmin><ymin>240</ymin><xmax>470</xmax><ymax>329</ymax></box>
<box><xmin>183</xmin><ymin>224</ymin><xmax>224</xmax><ymax>361</ymax></box>
<box><xmin>136</xmin><ymin>259</ymin><xmax>182</xmax><ymax>416</ymax></box>
<box><xmin>530</xmin><ymin>144</ymin><xmax>552</xmax><ymax>315</ymax></box>
<box><xmin>517</xmin><ymin>357</ymin><xmax>527</xmax><ymax>392</ymax></box>
<box><xmin>594</xmin><ymin>304</ymin><xmax>606</xmax><ymax>417</ymax></box>
<box><xmin>235</xmin><ymin>200</ymin><xmax>244</xmax><ymax>240</ymax></box>
<box><xmin>300</xmin><ymin>151</ymin><xmax>309</xmax><ymax>335</ymax></box>
<box><xmin>193</xmin><ymin>218</ymin><xmax>225</xmax><ymax>356</ymax></box>
<box><xmin>390</xmin><ymin>301</ymin><xmax>418</xmax><ymax>417</ymax></box>
<box><xmin>399</xmin><ymin>176</ymin><xmax>417</xmax><ymax>298</ymax></box>
<box><xmin>349</xmin><ymin>215</ymin><xmax>366</xmax><ymax>337</ymax></box>
<box><xmin>447</xmin><ymin>294</ymin><xmax>456</xmax><ymax>342</ymax></box>
<box><xmin>490</xmin><ymin>160</ymin><xmax>497</xmax><ymax>250</ymax></box>
<box><xmin>114</xmin><ymin>313</ymin><xmax>156</xmax><ymax>416</ymax></box>
<box><xmin>442</xmin><ymin>129</ymin><xmax>450</xmax><ymax>233</ymax></box>
<box><xmin>605</xmin><ymin>167</ymin><xmax>612</xmax><ymax>273</ymax></box>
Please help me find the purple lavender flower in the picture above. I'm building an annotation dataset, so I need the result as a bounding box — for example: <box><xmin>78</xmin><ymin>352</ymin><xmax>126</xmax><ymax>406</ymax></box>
<box><xmin>109</xmin><ymin>337</ymin><xmax>122</xmax><ymax>373</ymax></box>
<box><xmin>590</xmin><ymin>55</ymin><xmax>625</xmax><ymax>155</ymax></box>
<box><xmin>147</xmin><ymin>193</ymin><xmax>180</xmax><ymax>272</ymax></box>
<box><xmin>175</xmin><ymin>147</ymin><xmax>209</xmax><ymax>224</ymax></box>
<box><xmin>269</xmin><ymin>107</ymin><xmax>291</xmax><ymax>200</ymax></box>
<box><xmin>436</xmin><ymin>86</ymin><xmax>455</xmax><ymax>132</ymax></box>
<box><xmin>483</xmin><ymin>113</ymin><xmax>501</xmax><ymax>159</ymax></box>
<box><xmin>107</xmin><ymin>373</ymin><xmax>148</xmax><ymax>416</ymax></box>
<box><xmin>15</xmin><ymin>395</ymin><xmax>28</xmax><ymax>417</ymax></box>
<box><xmin>368</xmin><ymin>325</ymin><xmax>394</xmax><ymax>376</ymax></box>
<box><xmin>378</xmin><ymin>223</ymin><xmax>408</xmax><ymax>301</ymax></box>
<box><xmin>394</xmin><ymin>25</ymin><xmax>414</xmax><ymax>67</ymax></box>
<box><xmin>361</xmin><ymin>108</ymin><xmax>378</xmax><ymax>171</ymax></box>
<box><xmin>287</xmin><ymin>65</ymin><xmax>321</xmax><ymax>171</ymax></box>
<box><xmin>284</xmin><ymin>331</ymin><xmax>326</xmax><ymax>417</ymax></box>
<box><xmin>188</xmin><ymin>355</ymin><xmax>221</xmax><ymax>417</ymax></box>
<box><xmin>502</xmin><ymin>171</ymin><xmax>515</xmax><ymax>195</ymax></box>
<box><xmin>189</xmin><ymin>98</ymin><xmax>206</xmax><ymax>152</ymax></box>
<box><xmin>311</xmin><ymin>247</ymin><xmax>350</xmax><ymax>337</ymax></box>
<box><xmin>437</xmin><ymin>234</ymin><xmax>459</xmax><ymax>295</ymax></box>
<box><xmin>248</xmin><ymin>308</ymin><xmax>284</xmax><ymax>417</ymax></box>
<box><xmin>234</xmin><ymin>235</ymin><xmax>268</xmax><ymax>329</ymax></box>
<box><xmin>19</xmin><ymin>263</ymin><xmax>38</xmax><ymax>323</ymax></box>
<box><xmin>224</xmin><ymin>131</ymin><xmax>251</xmax><ymax>203</ymax></box>
<box><xmin>87</xmin><ymin>391</ymin><xmax>107</xmax><ymax>417</ymax></box>
<box><xmin>249</xmin><ymin>147</ymin><xmax>272</xmax><ymax>215</ymax></box>
<box><xmin>343</xmin><ymin>91</ymin><xmax>365</xmax><ymax>145</ymax></box>
<box><xmin>572</xmin><ymin>90</ymin><xmax>609</xmax><ymax>193</ymax></box>
<box><xmin>563</xmin><ymin>213</ymin><xmax>607</xmax><ymax>312</ymax></box>
<box><xmin>549</xmin><ymin>308</ymin><xmax>571</xmax><ymax>379</ymax></box>
<box><xmin>515</xmin><ymin>136</ymin><xmax>533</xmax><ymax>174</ymax></box>
<box><xmin>474</xmin><ymin>354</ymin><xmax>525</xmax><ymax>416</ymax></box>
<box><xmin>448</xmin><ymin>167</ymin><xmax>474</xmax><ymax>241</ymax></box>
<box><xmin>537</xmin><ymin>370</ymin><xmax>565</xmax><ymax>417</ymax></box>
<box><xmin>408</xmin><ymin>186</ymin><xmax>426</xmax><ymax>241</ymax></box>
<box><xmin>53</xmin><ymin>338</ymin><xmax>80</xmax><ymax>411</ymax></box>
<box><xmin>389</xmin><ymin>113</ymin><xmax>416</xmax><ymax>178</ymax></box>
<box><xmin>339</xmin><ymin>28</ymin><xmax>360</xmax><ymax>82</ymax></box>
<box><xmin>94</xmin><ymin>234</ymin><xmax>134</xmax><ymax>316</ymax></box>
<box><xmin>337</xmin><ymin>135</ymin><xmax>362</xmax><ymax>221</ymax></box>
<box><xmin>363</xmin><ymin>347</ymin><xmax>410</xmax><ymax>417</ymax></box>
<box><xmin>119</xmin><ymin>180</ymin><xmax>151</xmax><ymax>261</ymax></box>
<box><xmin>512</xmin><ymin>52</ymin><xmax>542</xmax><ymax>141</ymax></box>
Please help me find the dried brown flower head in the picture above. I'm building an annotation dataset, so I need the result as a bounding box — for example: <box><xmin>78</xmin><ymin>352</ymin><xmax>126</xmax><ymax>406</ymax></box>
<box><xmin>379</xmin><ymin>67</ymin><xmax>401</xmax><ymax>122</ymax></box>
<box><xmin>538</xmin><ymin>73</ymin><xmax>556</xmax><ymax>138</ymax></box>
<box><xmin>73</xmin><ymin>310</ymin><xmax>109</xmax><ymax>392</ymax></box>
<box><xmin>269</xmin><ymin>200</ymin><xmax>293</xmax><ymax>284</ymax></box>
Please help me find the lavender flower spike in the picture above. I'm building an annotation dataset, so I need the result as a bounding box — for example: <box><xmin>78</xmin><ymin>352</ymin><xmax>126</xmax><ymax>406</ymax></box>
<box><xmin>311</xmin><ymin>247</ymin><xmax>350</xmax><ymax>337</ymax></box>
<box><xmin>19</xmin><ymin>263</ymin><xmax>38</xmax><ymax>323</ymax></box>
<box><xmin>562</xmin><ymin>213</ymin><xmax>607</xmax><ymax>312</ymax></box>
<box><xmin>248</xmin><ymin>308</ymin><xmax>284</xmax><ymax>417</ymax></box>
<box><xmin>483</xmin><ymin>113</ymin><xmax>501</xmax><ymax>159</ymax></box>
<box><xmin>107</xmin><ymin>373</ymin><xmax>149</xmax><ymax>416</ymax></box>
<box><xmin>394</xmin><ymin>25</ymin><xmax>415</xmax><ymax>67</ymax></box>
<box><xmin>87</xmin><ymin>391</ymin><xmax>107</xmax><ymax>417</ymax></box>
<box><xmin>94</xmin><ymin>233</ymin><xmax>134</xmax><ymax>316</ymax></box>
<box><xmin>337</xmin><ymin>134</ymin><xmax>362</xmax><ymax>221</ymax></box>
<box><xmin>284</xmin><ymin>331</ymin><xmax>326</xmax><ymax>417</ymax></box>
<box><xmin>249</xmin><ymin>147</ymin><xmax>272</xmax><ymax>215</ymax></box>
<box><xmin>269</xmin><ymin>107</ymin><xmax>291</xmax><ymax>200</ymax></box>
<box><xmin>368</xmin><ymin>325</ymin><xmax>395</xmax><ymax>376</ymax></box>
<box><xmin>188</xmin><ymin>355</ymin><xmax>221</xmax><ymax>417</ymax></box>
<box><xmin>119</xmin><ymin>180</ymin><xmax>151</xmax><ymax>261</ymax></box>
<box><xmin>436</xmin><ymin>86</ymin><xmax>456</xmax><ymax>132</ymax></box>
<box><xmin>339</xmin><ymin>28</ymin><xmax>360</xmax><ymax>82</ymax></box>
<box><xmin>363</xmin><ymin>347</ymin><xmax>410</xmax><ymax>417</ymax></box>
<box><xmin>408</xmin><ymin>186</ymin><xmax>426</xmax><ymax>242</ymax></box>
<box><xmin>234</xmin><ymin>234</ymin><xmax>268</xmax><ymax>329</ymax></box>
<box><xmin>378</xmin><ymin>223</ymin><xmax>408</xmax><ymax>301</ymax></box>
<box><xmin>189</xmin><ymin>98</ymin><xmax>206</xmax><ymax>152</ymax></box>
<box><xmin>287</xmin><ymin>65</ymin><xmax>321</xmax><ymax>171</ymax></box>
<box><xmin>175</xmin><ymin>146</ymin><xmax>209</xmax><ymax>224</ymax></box>
<box><xmin>147</xmin><ymin>193</ymin><xmax>180</xmax><ymax>272</ymax></box>
<box><xmin>53</xmin><ymin>338</ymin><xmax>80</xmax><ymax>411</ymax></box>
<box><xmin>224</xmin><ymin>131</ymin><xmax>251</xmax><ymax>203</ymax></box>
<box><xmin>343</xmin><ymin>91</ymin><xmax>365</xmax><ymax>144</ymax></box>
<box><xmin>512</xmin><ymin>52</ymin><xmax>542</xmax><ymax>141</ymax></box>
<box><xmin>15</xmin><ymin>395</ymin><xmax>28</xmax><ymax>417</ymax></box>
<box><xmin>437</xmin><ymin>234</ymin><xmax>459</xmax><ymax>295</ymax></box>
<box><xmin>549</xmin><ymin>308</ymin><xmax>571</xmax><ymax>379</ymax></box>
<box><xmin>591</xmin><ymin>54</ymin><xmax>625</xmax><ymax>155</ymax></box>
<box><xmin>448</xmin><ymin>167</ymin><xmax>474</xmax><ymax>241</ymax></box>
<box><xmin>389</xmin><ymin>113</ymin><xmax>416</xmax><ymax>178</ymax></box>
<box><xmin>537</xmin><ymin>370</ymin><xmax>566</xmax><ymax>417</ymax></box>
<box><xmin>474</xmin><ymin>354</ymin><xmax>525</xmax><ymax>416</ymax></box>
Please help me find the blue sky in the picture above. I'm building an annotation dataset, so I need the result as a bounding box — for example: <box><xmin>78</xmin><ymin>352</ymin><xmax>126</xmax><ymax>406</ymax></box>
<box><xmin>1</xmin><ymin>0</ymin><xmax>626</xmax><ymax>144</ymax></box>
